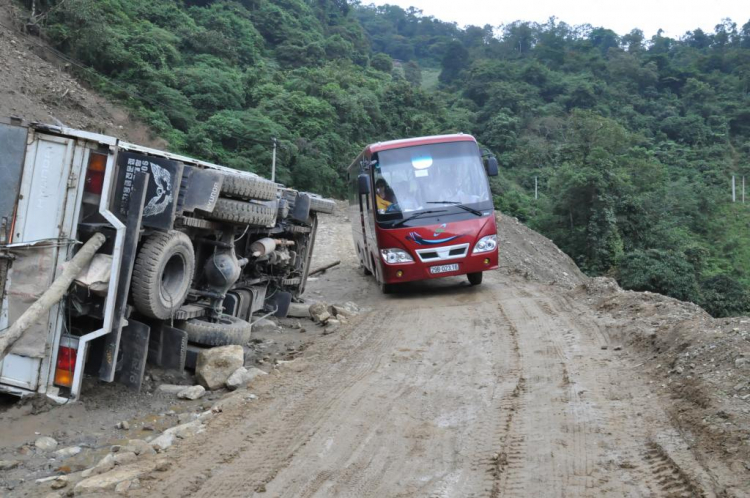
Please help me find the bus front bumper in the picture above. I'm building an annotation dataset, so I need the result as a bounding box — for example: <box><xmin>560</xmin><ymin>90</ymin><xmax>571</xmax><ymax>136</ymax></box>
<box><xmin>381</xmin><ymin>249</ymin><xmax>499</xmax><ymax>284</ymax></box>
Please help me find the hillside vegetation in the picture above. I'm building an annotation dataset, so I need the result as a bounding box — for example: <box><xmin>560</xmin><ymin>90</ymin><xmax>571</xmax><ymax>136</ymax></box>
<box><xmin>17</xmin><ymin>0</ymin><xmax>750</xmax><ymax>317</ymax></box>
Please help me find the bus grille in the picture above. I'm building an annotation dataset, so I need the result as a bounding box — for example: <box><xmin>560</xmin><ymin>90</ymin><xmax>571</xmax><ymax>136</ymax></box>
<box><xmin>415</xmin><ymin>243</ymin><xmax>469</xmax><ymax>262</ymax></box>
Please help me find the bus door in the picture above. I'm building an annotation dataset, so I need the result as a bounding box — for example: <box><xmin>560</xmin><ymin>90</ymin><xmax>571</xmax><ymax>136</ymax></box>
<box><xmin>354</xmin><ymin>156</ymin><xmax>373</xmax><ymax>272</ymax></box>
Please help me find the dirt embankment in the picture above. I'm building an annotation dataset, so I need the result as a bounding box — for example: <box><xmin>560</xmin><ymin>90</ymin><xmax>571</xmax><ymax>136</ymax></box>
<box><xmin>580</xmin><ymin>280</ymin><xmax>750</xmax><ymax>486</ymax></box>
<box><xmin>0</xmin><ymin>0</ymin><xmax>161</xmax><ymax>146</ymax></box>
<box><xmin>496</xmin><ymin>213</ymin><xmax>587</xmax><ymax>289</ymax></box>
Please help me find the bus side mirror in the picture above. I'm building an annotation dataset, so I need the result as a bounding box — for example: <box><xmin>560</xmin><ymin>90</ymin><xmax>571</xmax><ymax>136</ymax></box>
<box><xmin>358</xmin><ymin>174</ymin><xmax>371</xmax><ymax>195</ymax></box>
<box><xmin>485</xmin><ymin>156</ymin><xmax>499</xmax><ymax>177</ymax></box>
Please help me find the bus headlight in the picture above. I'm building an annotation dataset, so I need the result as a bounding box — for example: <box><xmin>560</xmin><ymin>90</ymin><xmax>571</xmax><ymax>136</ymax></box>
<box><xmin>473</xmin><ymin>235</ymin><xmax>497</xmax><ymax>253</ymax></box>
<box><xmin>381</xmin><ymin>248</ymin><xmax>414</xmax><ymax>264</ymax></box>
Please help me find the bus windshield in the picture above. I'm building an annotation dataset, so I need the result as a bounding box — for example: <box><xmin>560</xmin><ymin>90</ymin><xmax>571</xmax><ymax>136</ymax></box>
<box><xmin>373</xmin><ymin>141</ymin><xmax>492</xmax><ymax>223</ymax></box>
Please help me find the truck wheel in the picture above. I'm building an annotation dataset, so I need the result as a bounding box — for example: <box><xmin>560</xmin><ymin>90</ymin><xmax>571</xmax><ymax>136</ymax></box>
<box><xmin>221</xmin><ymin>172</ymin><xmax>277</xmax><ymax>201</ymax></box>
<box><xmin>132</xmin><ymin>231</ymin><xmax>195</xmax><ymax>320</ymax></box>
<box><xmin>178</xmin><ymin>315</ymin><xmax>252</xmax><ymax>346</ymax></box>
<box><xmin>467</xmin><ymin>272</ymin><xmax>483</xmax><ymax>286</ymax></box>
<box><xmin>206</xmin><ymin>198</ymin><xmax>276</xmax><ymax>226</ymax></box>
<box><xmin>307</xmin><ymin>195</ymin><xmax>336</xmax><ymax>214</ymax></box>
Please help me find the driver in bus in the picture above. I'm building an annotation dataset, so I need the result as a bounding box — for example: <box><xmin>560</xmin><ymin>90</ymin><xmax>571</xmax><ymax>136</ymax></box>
<box><xmin>375</xmin><ymin>178</ymin><xmax>393</xmax><ymax>213</ymax></box>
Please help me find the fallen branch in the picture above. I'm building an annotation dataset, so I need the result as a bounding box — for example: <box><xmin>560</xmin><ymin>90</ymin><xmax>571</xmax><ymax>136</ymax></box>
<box><xmin>0</xmin><ymin>232</ymin><xmax>106</xmax><ymax>362</ymax></box>
<box><xmin>309</xmin><ymin>260</ymin><xmax>340</xmax><ymax>277</ymax></box>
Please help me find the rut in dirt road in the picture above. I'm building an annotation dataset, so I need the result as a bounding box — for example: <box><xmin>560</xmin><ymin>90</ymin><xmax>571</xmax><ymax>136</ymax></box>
<box><xmin>133</xmin><ymin>273</ymin><xmax>718</xmax><ymax>498</ymax></box>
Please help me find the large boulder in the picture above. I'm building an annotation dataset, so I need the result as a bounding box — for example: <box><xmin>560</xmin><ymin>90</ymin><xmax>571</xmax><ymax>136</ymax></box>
<box><xmin>196</xmin><ymin>345</ymin><xmax>244</xmax><ymax>390</ymax></box>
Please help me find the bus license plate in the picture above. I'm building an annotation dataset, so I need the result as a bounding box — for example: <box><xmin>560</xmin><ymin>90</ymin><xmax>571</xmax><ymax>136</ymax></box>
<box><xmin>430</xmin><ymin>263</ymin><xmax>459</xmax><ymax>274</ymax></box>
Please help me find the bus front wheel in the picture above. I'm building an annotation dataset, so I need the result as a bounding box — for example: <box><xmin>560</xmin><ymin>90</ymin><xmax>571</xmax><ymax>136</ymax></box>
<box><xmin>360</xmin><ymin>261</ymin><xmax>372</xmax><ymax>276</ymax></box>
<box><xmin>467</xmin><ymin>272</ymin><xmax>483</xmax><ymax>286</ymax></box>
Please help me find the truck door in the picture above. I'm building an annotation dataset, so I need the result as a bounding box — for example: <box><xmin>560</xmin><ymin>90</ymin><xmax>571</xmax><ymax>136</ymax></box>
<box><xmin>0</xmin><ymin>128</ymin><xmax>83</xmax><ymax>393</ymax></box>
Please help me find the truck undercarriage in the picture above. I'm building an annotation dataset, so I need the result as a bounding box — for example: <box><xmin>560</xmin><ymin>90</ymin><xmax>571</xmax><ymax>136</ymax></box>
<box><xmin>0</xmin><ymin>118</ymin><xmax>334</xmax><ymax>400</ymax></box>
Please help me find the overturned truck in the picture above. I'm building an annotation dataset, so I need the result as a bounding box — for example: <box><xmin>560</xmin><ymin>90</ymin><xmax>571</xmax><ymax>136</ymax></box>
<box><xmin>0</xmin><ymin>117</ymin><xmax>334</xmax><ymax>400</ymax></box>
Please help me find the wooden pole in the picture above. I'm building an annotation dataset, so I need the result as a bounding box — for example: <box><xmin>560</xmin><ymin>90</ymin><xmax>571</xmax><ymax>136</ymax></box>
<box><xmin>271</xmin><ymin>138</ymin><xmax>277</xmax><ymax>183</ymax></box>
<box><xmin>309</xmin><ymin>260</ymin><xmax>341</xmax><ymax>276</ymax></box>
<box><xmin>0</xmin><ymin>233</ymin><xmax>106</xmax><ymax>362</ymax></box>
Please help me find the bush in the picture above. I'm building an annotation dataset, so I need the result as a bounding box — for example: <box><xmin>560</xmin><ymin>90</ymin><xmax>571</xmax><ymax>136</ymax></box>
<box><xmin>618</xmin><ymin>249</ymin><xmax>699</xmax><ymax>303</ymax></box>
<box><xmin>699</xmin><ymin>275</ymin><xmax>750</xmax><ymax>317</ymax></box>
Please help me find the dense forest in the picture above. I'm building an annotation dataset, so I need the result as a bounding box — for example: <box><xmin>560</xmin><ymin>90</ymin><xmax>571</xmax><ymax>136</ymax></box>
<box><xmin>18</xmin><ymin>0</ymin><xmax>750</xmax><ymax>317</ymax></box>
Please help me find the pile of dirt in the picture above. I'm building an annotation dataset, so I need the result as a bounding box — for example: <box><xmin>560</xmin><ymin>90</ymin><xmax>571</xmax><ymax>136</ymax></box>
<box><xmin>575</xmin><ymin>278</ymin><xmax>750</xmax><ymax>489</ymax></box>
<box><xmin>0</xmin><ymin>0</ymin><xmax>161</xmax><ymax>146</ymax></box>
<box><xmin>496</xmin><ymin>213</ymin><xmax>587</xmax><ymax>289</ymax></box>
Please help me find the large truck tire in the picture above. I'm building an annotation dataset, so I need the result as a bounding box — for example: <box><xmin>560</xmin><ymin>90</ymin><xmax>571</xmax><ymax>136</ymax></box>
<box><xmin>178</xmin><ymin>315</ymin><xmax>252</xmax><ymax>346</ymax></box>
<box><xmin>206</xmin><ymin>198</ymin><xmax>276</xmax><ymax>226</ymax></box>
<box><xmin>307</xmin><ymin>195</ymin><xmax>336</xmax><ymax>214</ymax></box>
<box><xmin>221</xmin><ymin>172</ymin><xmax>277</xmax><ymax>201</ymax></box>
<box><xmin>132</xmin><ymin>231</ymin><xmax>195</xmax><ymax>320</ymax></box>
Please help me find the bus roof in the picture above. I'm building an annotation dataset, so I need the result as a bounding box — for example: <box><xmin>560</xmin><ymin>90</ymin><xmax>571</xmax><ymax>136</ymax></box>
<box><xmin>367</xmin><ymin>134</ymin><xmax>476</xmax><ymax>154</ymax></box>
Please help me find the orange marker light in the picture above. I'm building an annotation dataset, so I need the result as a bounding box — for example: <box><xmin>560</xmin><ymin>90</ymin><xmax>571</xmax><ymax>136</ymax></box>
<box><xmin>54</xmin><ymin>344</ymin><xmax>77</xmax><ymax>388</ymax></box>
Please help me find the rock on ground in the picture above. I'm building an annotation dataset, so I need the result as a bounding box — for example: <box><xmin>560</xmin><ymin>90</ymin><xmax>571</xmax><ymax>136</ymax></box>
<box><xmin>196</xmin><ymin>345</ymin><xmax>244</xmax><ymax>390</ymax></box>
<box><xmin>122</xmin><ymin>439</ymin><xmax>156</xmax><ymax>456</ymax></box>
<box><xmin>157</xmin><ymin>384</ymin><xmax>189</xmax><ymax>394</ymax></box>
<box><xmin>0</xmin><ymin>460</ymin><xmax>19</xmax><ymax>470</ymax></box>
<box><xmin>113</xmin><ymin>451</ymin><xmax>138</xmax><ymax>466</ymax></box>
<box><xmin>253</xmin><ymin>318</ymin><xmax>280</xmax><ymax>332</ymax></box>
<box><xmin>329</xmin><ymin>304</ymin><xmax>358</xmax><ymax>319</ymax></box>
<box><xmin>74</xmin><ymin>463</ymin><xmax>155</xmax><ymax>494</ymax></box>
<box><xmin>53</xmin><ymin>446</ymin><xmax>82</xmax><ymax>459</ymax></box>
<box><xmin>309</xmin><ymin>302</ymin><xmax>328</xmax><ymax>322</ymax></box>
<box><xmin>286</xmin><ymin>302</ymin><xmax>311</xmax><ymax>318</ymax></box>
<box><xmin>177</xmin><ymin>385</ymin><xmax>205</xmax><ymax>400</ymax></box>
<box><xmin>34</xmin><ymin>436</ymin><xmax>58</xmax><ymax>452</ymax></box>
<box><xmin>226</xmin><ymin>366</ymin><xmax>267</xmax><ymax>390</ymax></box>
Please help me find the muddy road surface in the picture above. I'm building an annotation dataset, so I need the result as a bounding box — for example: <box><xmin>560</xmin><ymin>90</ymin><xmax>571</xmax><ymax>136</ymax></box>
<box><xmin>128</xmin><ymin>212</ymin><xmax>738</xmax><ymax>498</ymax></box>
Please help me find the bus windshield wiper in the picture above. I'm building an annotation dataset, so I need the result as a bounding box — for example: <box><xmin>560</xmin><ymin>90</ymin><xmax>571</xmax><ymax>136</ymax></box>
<box><xmin>391</xmin><ymin>209</ymin><xmax>447</xmax><ymax>228</ymax></box>
<box><xmin>426</xmin><ymin>201</ymin><xmax>483</xmax><ymax>216</ymax></box>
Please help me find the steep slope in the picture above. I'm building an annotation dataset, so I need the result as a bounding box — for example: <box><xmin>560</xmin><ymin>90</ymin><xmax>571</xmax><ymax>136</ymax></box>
<box><xmin>0</xmin><ymin>0</ymin><xmax>159</xmax><ymax>145</ymax></box>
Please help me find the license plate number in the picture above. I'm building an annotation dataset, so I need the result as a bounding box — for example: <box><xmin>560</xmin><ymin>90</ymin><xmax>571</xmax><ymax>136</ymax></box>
<box><xmin>430</xmin><ymin>263</ymin><xmax>459</xmax><ymax>274</ymax></box>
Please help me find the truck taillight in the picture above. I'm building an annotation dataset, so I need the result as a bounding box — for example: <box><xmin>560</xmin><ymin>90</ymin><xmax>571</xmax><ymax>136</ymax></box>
<box><xmin>84</xmin><ymin>152</ymin><xmax>107</xmax><ymax>195</ymax></box>
<box><xmin>54</xmin><ymin>338</ymin><xmax>79</xmax><ymax>388</ymax></box>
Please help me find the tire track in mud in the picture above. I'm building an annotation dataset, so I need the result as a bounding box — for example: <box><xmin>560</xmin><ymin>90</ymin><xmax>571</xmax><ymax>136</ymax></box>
<box><xmin>137</xmin><ymin>309</ymin><xmax>402</xmax><ymax>498</ymax></box>
<box><xmin>272</xmin><ymin>300</ymin><xmax>514</xmax><ymax>498</ymax></box>
<box><xmin>643</xmin><ymin>441</ymin><xmax>707</xmax><ymax>498</ymax></box>
<box><xmin>136</xmin><ymin>269</ymin><xmax>723</xmax><ymax>498</ymax></box>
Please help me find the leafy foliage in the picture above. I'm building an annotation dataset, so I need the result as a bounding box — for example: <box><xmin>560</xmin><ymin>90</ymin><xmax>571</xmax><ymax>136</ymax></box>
<box><xmin>30</xmin><ymin>1</ymin><xmax>750</xmax><ymax>316</ymax></box>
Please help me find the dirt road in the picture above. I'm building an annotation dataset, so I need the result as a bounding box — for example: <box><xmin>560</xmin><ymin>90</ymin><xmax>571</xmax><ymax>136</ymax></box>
<box><xmin>128</xmin><ymin>212</ymin><xmax>735</xmax><ymax>498</ymax></box>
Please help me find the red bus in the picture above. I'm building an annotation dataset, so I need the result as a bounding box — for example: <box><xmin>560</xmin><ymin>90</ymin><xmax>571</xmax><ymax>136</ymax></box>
<box><xmin>348</xmin><ymin>134</ymin><xmax>499</xmax><ymax>293</ymax></box>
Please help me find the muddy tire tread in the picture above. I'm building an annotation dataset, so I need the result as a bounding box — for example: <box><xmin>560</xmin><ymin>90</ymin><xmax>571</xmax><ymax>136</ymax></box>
<box><xmin>131</xmin><ymin>230</ymin><xmax>195</xmax><ymax>320</ymax></box>
<box><xmin>179</xmin><ymin>315</ymin><xmax>253</xmax><ymax>346</ymax></box>
<box><xmin>307</xmin><ymin>196</ymin><xmax>336</xmax><ymax>214</ymax></box>
<box><xmin>206</xmin><ymin>198</ymin><xmax>276</xmax><ymax>226</ymax></box>
<box><xmin>221</xmin><ymin>173</ymin><xmax>277</xmax><ymax>201</ymax></box>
